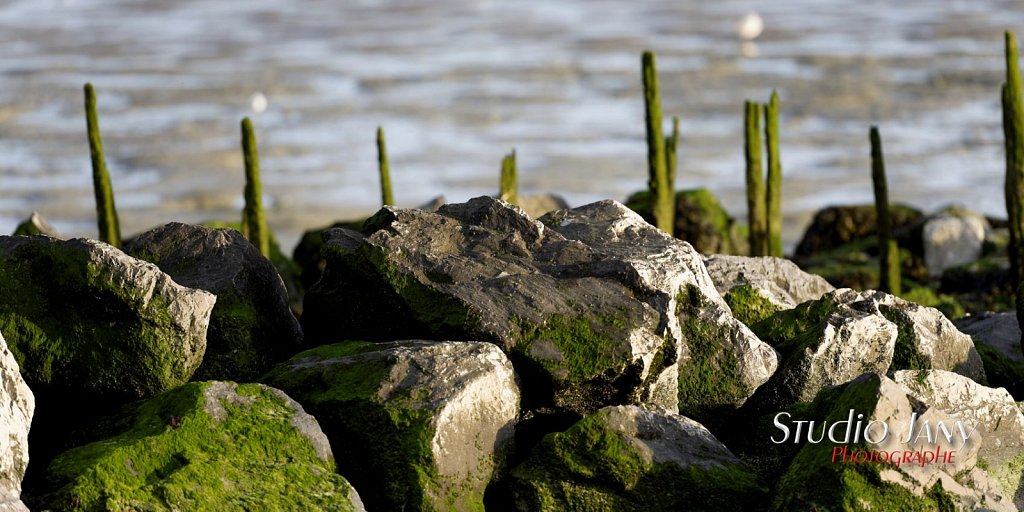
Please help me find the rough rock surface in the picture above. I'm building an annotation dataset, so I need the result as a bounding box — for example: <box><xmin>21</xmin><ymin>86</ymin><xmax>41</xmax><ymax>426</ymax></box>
<box><xmin>0</xmin><ymin>235</ymin><xmax>213</xmax><ymax>397</ymax></box>
<box><xmin>263</xmin><ymin>340</ymin><xmax>519</xmax><ymax>512</ymax></box>
<box><xmin>625</xmin><ymin>188</ymin><xmax>740</xmax><ymax>254</ymax></box>
<box><xmin>509</xmin><ymin>405</ymin><xmax>765</xmax><ymax>511</ymax></box>
<box><xmin>0</xmin><ymin>332</ymin><xmax>33</xmax><ymax>512</ymax></box>
<box><xmin>704</xmin><ymin>254</ymin><xmax>835</xmax><ymax>326</ymax></box>
<box><xmin>923</xmin><ymin>210</ymin><xmax>988</xmax><ymax>277</ymax></box>
<box><xmin>774</xmin><ymin>373</ymin><xmax>1015</xmax><ymax>511</ymax></box>
<box><xmin>794</xmin><ymin>204</ymin><xmax>924</xmax><ymax>259</ymax></box>
<box><xmin>125</xmin><ymin>223</ymin><xmax>302</xmax><ymax>381</ymax></box>
<box><xmin>12</xmin><ymin>212</ymin><xmax>58</xmax><ymax>238</ymax></box>
<box><xmin>302</xmin><ymin>197</ymin><xmax>778</xmax><ymax>417</ymax></box>
<box><xmin>33</xmin><ymin>381</ymin><xmax>362</xmax><ymax>511</ymax></box>
<box><xmin>955</xmin><ymin>312</ymin><xmax>1024</xmax><ymax>397</ymax></box>
<box><xmin>895</xmin><ymin>369</ymin><xmax>1024</xmax><ymax>508</ymax></box>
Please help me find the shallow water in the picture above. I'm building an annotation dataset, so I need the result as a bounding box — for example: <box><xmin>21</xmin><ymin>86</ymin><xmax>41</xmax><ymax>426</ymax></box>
<box><xmin>1</xmin><ymin>0</ymin><xmax>1022</xmax><ymax>252</ymax></box>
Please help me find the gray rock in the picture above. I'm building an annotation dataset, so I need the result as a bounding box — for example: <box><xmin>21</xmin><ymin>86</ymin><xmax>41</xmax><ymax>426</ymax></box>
<box><xmin>702</xmin><ymin>254</ymin><xmax>835</xmax><ymax>309</ymax></box>
<box><xmin>12</xmin><ymin>212</ymin><xmax>58</xmax><ymax>238</ymax></box>
<box><xmin>956</xmin><ymin>312</ymin><xmax>1022</xmax><ymax>363</ymax></box>
<box><xmin>923</xmin><ymin>209</ymin><xmax>989</xmax><ymax>277</ymax></box>
<box><xmin>303</xmin><ymin>197</ymin><xmax>777</xmax><ymax>419</ymax></box>
<box><xmin>39</xmin><ymin>381</ymin><xmax>363</xmax><ymax>511</ymax></box>
<box><xmin>124</xmin><ymin>222</ymin><xmax>302</xmax><ymax>381</ymax></box>
<box><xmin>264</xmin><ymin>339</ymin><xmax>519</xmax><ymax>512</ymax></box>
<box><xmin>0</xmin><ymin>332</ymin><xmax>33</xmax><ymax>512</ymax></box>
<box><xmin>895</xmin><ymin>369</ymin><xmax>1024</xmax><ymax>508</ymax></box>
<box><xmin>509</xmin><ymin>405</ymin><xmax>765</xmax><ymax>511</ymax></box>
<box><xmin>775</xmin><ymin>372</ymin><xmax>1013</xmax><ymax>511</ymax></box>
<box><xmin>0</xmin><ymin>236</ymin><xmax>213</xmax><ymax>397</ymax></box>
<box><xmin>516</xmin><ymin>193</ymin><xmax>569</xmax><ymax>219</ymax></box>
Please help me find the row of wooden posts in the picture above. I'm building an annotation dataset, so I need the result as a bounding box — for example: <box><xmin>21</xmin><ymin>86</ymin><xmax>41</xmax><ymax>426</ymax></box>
<box><xmin>80</xmin><ymin>31</ymin><xmax>1024</xmax><ymax>303</ymax></box>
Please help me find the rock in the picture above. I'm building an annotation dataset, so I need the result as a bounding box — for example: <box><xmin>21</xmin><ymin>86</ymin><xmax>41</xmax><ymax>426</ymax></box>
<box><xmin>894</xmin><ymin>369</ymin><xmax>1024</xmax><ymax>508</ymax></box>
<box><xmin>292</xmin><ymin>196</ymin><xmax>447</xmax><ymax>290</ymax></box>
<box><xmin>508</xmin><ymin>405</ymin><xmax>765</xmax><ymax>511</ymax></box>
<box><xmin>625</xmin><ymin>188</ymin><xmax>740</xmax><ymax>254</ymax></box>
<box><xmin>794</xmin><ymin>204</ymin><xmax>923</xmax><ymax>259</ymax></box>
<box><xmin>303</xmin><ymin>197</ymin><xmax>778</xmax><ymax>420</ymax></box>
<box><xmin>774</xmin><ymin>373</ymin><xmax>1012</xmax><ymax>511</ymax></box>
<box><xmin>12</xmin><ymin>212</ymin><xmax>58</xmax><ymax>238</ymax></box>
<box><xmin>32</xmin><ymin>381</ymin><xmax>363</xmax><ymax>511</ymax></box>
<box><xmin>0</xmin><ymin>332</ymin><xmax>34</xmax><ymax>512</ymax></box>
<box><xmin>955</xmin><ymin>312</ymin><xmax>1024</xmax><ymax>397</ymax></box>
<box><xmin>263</xmin><ymin>340</ymin><xmax>518</xmax><ymax>512</ymax></box>
<box><xmin>923</xmin><ymin>209</ymin><xmax>989</xmax><ymax>277</ymax></box>
<box><xmin>124</xmin><ymin>223</ymin><xmax>302</xmax><ymax>381</ymax></box>
<box><xmin>703</xmin><ymin>254</ymin><xmax>835</xmax><ymax>325</ymax></box>
<box><xmin>0</xmin><ymin>235</ymin><xmax>213</xmax><ymax>398</ymax></box>
<box><xmin>516</xmin><ymin>193</ymin><xmax>570</xmax><ymax>220</ymax></box>
<box><xmin>750</xmin><ymin>288</ymin><xmax>985</xmax><ymax>411</ymax></box>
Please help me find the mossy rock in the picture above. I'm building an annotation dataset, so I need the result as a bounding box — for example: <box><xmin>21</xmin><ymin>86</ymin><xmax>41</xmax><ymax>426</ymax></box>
<box><xmin>794</xmin><ymin>204</ymin><xmax>923</xmax><ymax>259</ymax></box>
<box><xmin>724</xmin><ymin>284</ymin><xmax>784</xmax><ymax>327</ymax></box>
<box><xmin>897</xmin><ymin>287</ymin><xmax>965</xmax><ymax>322</ymax></box>
<box><xmin>31</xmin><ymin>381</ymin><xmax>362</xmax><ymax>511</ymax></box>
<box><xmin>292</xmin><ymin>219</ymin><xmax>366</xmax><ymax>290</ymax></box>
<box><xmin>975</xmin><ymin>344</ymin><xmax>1024</xmax><ymax>399</ymax></box>
<box><xmin>264</xmin><ymin>339</ymin><xmax>519</xmax><ymax>512</ymax></box>
<box><xmin>12</xmin><ymin>212</ymin><xmax>59</xmax><ymax>237</ymax></box>
<box><xmin>201</xmin><ymin>220</ymin><xmax>303</xmax><ymax>312</ymax></box>
<box><xmin>625</xmin><ymin>188</ymin><xmax>739</xmax><ymax>254</ymax></box>
<box><xmin>508</xmin><ymin>405</ymin><xmax>766</xmax><ymax>511</ymax></box>
<box><xmin>939</xmin><ymin>258</ymin><xmax>1014</xmax><ymax>315</ymax></box>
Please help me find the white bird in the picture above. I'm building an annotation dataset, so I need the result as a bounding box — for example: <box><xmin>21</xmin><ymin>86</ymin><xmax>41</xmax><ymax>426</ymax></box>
<box><xmin>737</xmin><ymin>12</ymin><xmax>764</xmax><ymax>41</ymax></box>
<box><xmin>250</xmin><ymin>92</ymin><xmax>268</xmax><ymax>114</ymax></box>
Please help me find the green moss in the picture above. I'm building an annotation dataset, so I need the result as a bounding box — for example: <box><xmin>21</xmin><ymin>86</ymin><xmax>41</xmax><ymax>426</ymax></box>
<box><xmin>513</xmin><ymin>312</ymin><xmax>629</xmax><ymax>383</ymax></box>
<box><xmin>724</xmin><ymin>284</ymin><xmax>782</xmax><ymax>327</ymax></box>
<box><xmin>975</xmin><ymin>343</ymin><xmax>1024</xmax><ymax>397</ymax></box>
<box><xmin>42</xmin><ymin>382</ymin><xmax>357</xmax><ymax>511</ymax></box>
<box><xmin>898</xmin><ymin>287</ymin><xmax>966</xmax><ymax>321</ymax></box>
<box><xmin>750</xmin><ymin>293</ymin><xmax>839</xmax><ymax>359</ymax></box>
<box><xmin>624</xmin><ymin>188</ymin><xmax>738</xmax><ymax>254</ymax></box>
<box><xmin>878</xmin><ymin>304</ymin><xmax>931</xmax><ymax>372</ymax></box>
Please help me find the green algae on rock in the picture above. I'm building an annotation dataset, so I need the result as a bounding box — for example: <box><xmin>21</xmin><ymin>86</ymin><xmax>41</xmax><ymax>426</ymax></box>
<box><xmin>263</xmin><ymin>339</ymin><xmax>519</xmax><ymax>512</ymax></box>
<box><xmin>508</xmin><ymin>405</ymin><xmax>766</xmax><ymax>511</ymax></box>
<box><xmin>124</xmin><ymin>223</ymin><xmax>303</xmax><ymax>382</ymax></box>
<box><xmin>36</xmin><ymin>381</ymin><xmax>362</xmax><ymax>511</ymax></box>
<box><xmin>0</xmin><ymin>235</ymin><xmax>213</xmax><ymax>398</ymax></box>
<box><xmin>625</xmin><ymin>188</ymin><xmax>740</xmax><ymax>254</ymax></box>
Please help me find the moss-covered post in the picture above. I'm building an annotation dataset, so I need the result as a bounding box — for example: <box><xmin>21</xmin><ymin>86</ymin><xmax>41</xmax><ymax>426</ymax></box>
<box><xmin>764</xmin><ymin>90</ymin><xmax>783</xmax><ymax>257</ymax></box>
<box><xmin>666</xmin><ymin>115</ymin><xmax>680</xmax><ymax>193</ymax></box>
<box><xmin>870</xmin><ymin>126</ymin><xmax>901</xmax><ymax>295</ymax></box>
<box><xmin>642</xmin><ymin>50</ymin><xmax>673</xmax><ymax>233</ymax></box>
<box><xmin>499</xmin><ymin>149</ymin><xmax>517</xmax><ymax>205</ymax></box>
<box><xmin>376</xmin><ymin>126</ymin><xmax>394</xmax><ymax>207</ymax></box>
<box><xmin>240</xmin><ymin>117</ymin><xmax>270</xmax><ymax>258</ymax></box>
<box><xmin>744</xmin><ymin>100</ymin><xmax>767</xmax><ymax>256</ymax></box>
<box><xmin>84</xmin><ymin>83</ymin><xmax>121</xmax><ymax>248</ymax></box>
<box><xmin>1003</xmin><ymin>31</ymin><xmax>1024</xmax><ymax>290</ymax></box>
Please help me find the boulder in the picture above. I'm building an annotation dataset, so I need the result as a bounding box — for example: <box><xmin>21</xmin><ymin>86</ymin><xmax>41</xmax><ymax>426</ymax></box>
<box><xmin>263</xmin><ymin>340</ymin><xmax>519</xmax><ymax>512</ymax></box>
<box><xmin>0</xmin><ymin>332</ymin><xmax>33</xmax><ymax>512</ymax></box>
<box><xmin>794</xmin><ymin>204</ymin><xmax>923</xmax><ymax>259</ymax></box>
<box><xmin>923</xmin><ymin>209</ymin><xmax>988</xmax><ymax>277</ymax></box>
<box><xmin>303</xmin><ymin>197</ymin><xmax>778</xmax><ymax>417</ymax></box>
<box><xmin>774</xmin><ymin>373</ymin><xmax>1012</xmax><ymax>511</ymax></box>
<box><xmin>508</xmin><ymin>405</ymin><xmax>765</xmax><ymax>511</ymax></box>
<box><xmin>200</xmin><ymin>220</ymin><xmax>303</xmax><ymax>313</ymax></box>
<box><xmin>32</xmin><ymin>381</ymin><xmax>363</xmax><ymax>511</ymax></box>
<box><xmin>625</xmin><ymin>188</ymin><xmax>740</xmax><ymax>254</ymax></box>
<box><xmin>124</xmin><ymin>223</ymin><xmax>302</xmax><ymax>381</ymax></box>
<box><xmin>955</xmin><ymin>312</ymin><xmax>1024</xmax><ymax>397</ymax></box>
<box><xmin>750</xmin><ymin>288</ymin><xmax>985</xmax><ymax>411</ymax></box>
<box><xmin>703</xmin><ymin>254</ymin><xmax>835</xmax><ymax>326</ymax></box>
<box><xmin>894</xmin><ymin>369</ymin><xmax>1024</xmax><ymax>508</ymax></box>
<box><xmin>0</xmin><ymin>235</ymin><xmax>213</xmax><ymax>397</ymax></box>
<box><xmin>516</xmin><ymin>193</ymin><xmax>570</xmax><ymax>220</ymax></box>
<box><xmin>12</xmin><ymin>212</ymin><xmax>58</xmax><ymax>238</ymax></box>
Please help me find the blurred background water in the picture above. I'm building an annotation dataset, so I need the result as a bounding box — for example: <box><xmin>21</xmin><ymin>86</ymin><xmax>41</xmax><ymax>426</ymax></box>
<box><xmin>1</xmin><ymin>0</ymin><xmax>1023</xmax><ymax>252</ymax></box>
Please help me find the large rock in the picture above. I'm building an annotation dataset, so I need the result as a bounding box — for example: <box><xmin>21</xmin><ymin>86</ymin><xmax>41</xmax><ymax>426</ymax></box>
<box><xmin>773</xmin><ymin>373</ymin><xmax>1014</xmax><ymax>511</ymax></box>
<box><xmin>0</xmin><ymin>332</ymin><xmax>33</xmax><ymax>512</ymax></box>
<box><xmin>125</xmin><ymin>223</ymin><xmax>303</xmax><ymax>381</ymax></box>
<box><xmin>263</xmin><ymin>340</ymin><xmax>519</xmax><ymax>512</ymax></box>
<box><xmin>704</xmin><ymin>254</ymin><xmax>835</xmax><ymax>326</ymax></box>
<box><xmin>794</xmin><ymin>204</ymin><xmax>923</xmax><ymax>259</ymax></box>
<box><xmin>923</xmin><ymin>209</ymin><xmax>988</xmax><ymax>277</ymax></box>
<box><xmin>750</xmin><ymin>288</ymin><xmax>985</xmax><ymax>411</ymax></box>
<box><xmin>508</xmin><ymin>405</ymin><xmax>765</xmax><ymax>511</ymax></box>
<box><xmin>12</xmin><ymin>212</ymin><xmax>58</xmax><ymax>238</ymax></box>
<box><xmin>31</xmin><ymin>381</ymin><xmax>363</xmax><ymax>511</ymax></box>
<box><xmin>302</xmin><ymin>197</ymin><xmax>778</xmax><ymax>418</ymax></box>
<box><xmin>0</xmin><ymin>235</ymin><xmax>213</xmax><ymax>397</ymax></box>
<box><xmin>955</xmin><ymin>312</ymin><xmax>1024</xmax><ymax>397</ymax></box>
<box><xmin>894</xmin><ymin>369</ymin><xmax>1024</xmax><ymax>507</ymax></box>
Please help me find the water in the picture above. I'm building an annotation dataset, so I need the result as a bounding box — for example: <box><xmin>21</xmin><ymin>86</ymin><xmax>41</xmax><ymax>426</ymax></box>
<box><xmin>1</xmin><ymin>0</ymin><xmax>1022</xmax><ymax>253</ymax></box>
